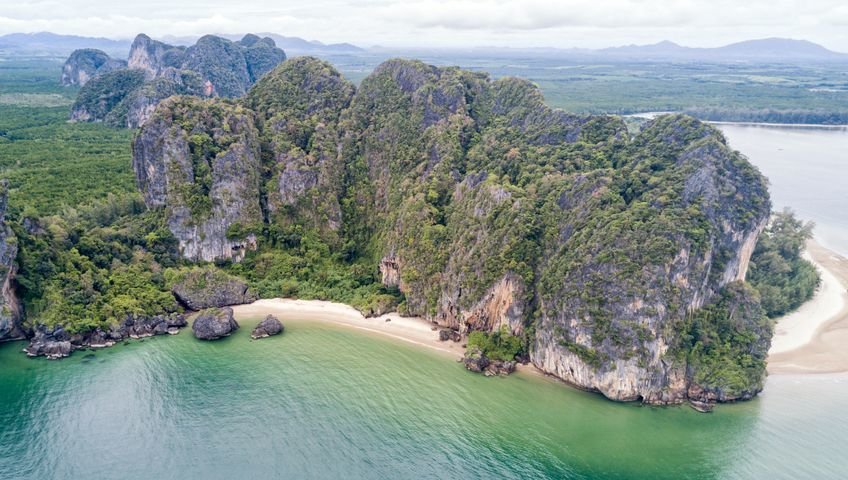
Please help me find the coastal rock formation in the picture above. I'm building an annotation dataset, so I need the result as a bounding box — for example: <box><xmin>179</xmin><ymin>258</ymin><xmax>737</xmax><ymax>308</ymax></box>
<box><xmin>463</xmin><ymin>347</ymin><xmax>517</xmax><ymax>376</ymax></box>
<box><xmin>171</xmin><ymin>267</ymin><xmax>257</xmax><ymax>310</ymax></box>
<box><xmin>24</xmin><ymin>313</ymin><xmax>187</xmax><ymax>359</ymax></box>
<box><xmin>0</xmin><ymin>182</ymin><xmax>22</xmax><ymax>343</ymax></box>
<box><xmin>192</xmin><ymin>307</ymin><xmax>239</xmax><ymax>340</ymax></box>
<box><xmin>60</xmin><ymin>48</ymin><xmax>126</xmax><ymax>87</ymax></box>
<box><xmin>133</xmin><ymin>97</ymin><xmax>263</xmax><ymax>262</ymax></box>
<box><xmin>68</xmin><ymin>33</ymin><xmax>285</xmax><ymax>127</ymax></box>
<box><xmin>530</xmin><ymin>116</ymin><xmax>771</xmax><ymax>407</ymax></box>
<box><xmin>132</xmin><ymin>57</ymin><xmax>772</xmax><ymax>407</ymax></box>
<box><xmin>251</xmin><ymin>315</ymin><xmax>283</xmax><ymax>339</ymax></box>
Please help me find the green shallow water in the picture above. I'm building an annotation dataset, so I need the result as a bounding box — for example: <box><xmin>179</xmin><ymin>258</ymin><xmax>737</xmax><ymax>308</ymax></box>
<box><xmin>1</xmin><ymin>318</ymin><xmax>846</xmax><ymax>479</ymax></box>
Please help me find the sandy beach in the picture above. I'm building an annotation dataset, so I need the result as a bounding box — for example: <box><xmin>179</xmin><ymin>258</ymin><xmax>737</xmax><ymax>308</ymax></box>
<box><xmin>232</xmin><ymin>239</ymin><xmax>848</xmax><ymax>376</ymax></box>
<box><xmin>231</xmin><ymin>298</ymin><xmax>466</xmax><ymax>359</ymax></box>
<box><xmin>768</xmin><ymin>241</ymin><xmax>848</xmax><ymax>374</ymax></box>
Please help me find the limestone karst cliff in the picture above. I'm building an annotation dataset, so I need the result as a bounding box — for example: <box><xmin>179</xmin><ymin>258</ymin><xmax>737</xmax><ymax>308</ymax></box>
<box><xmin>60</xmin><ymin>48</ymin><xmax>127</xmax><ymax>87</ymax></box>
<box><xmin>68</xmin><ymin>33</ymin><xmax>285</xmax><ymax>128</ymax></box>
<box><xmin>0</xmin><ymin>181</ymin><xmax>22</xmax><ymax>343</ymax></box>
<box><xmin>132</xmin><ymin>97</ymin><xmax>263</xmax><ymax>262</ymax></box>
<box><xmin>132</xmin><ymin>57</ymin><xmax>772</xmax><ymax>408</ymax></box>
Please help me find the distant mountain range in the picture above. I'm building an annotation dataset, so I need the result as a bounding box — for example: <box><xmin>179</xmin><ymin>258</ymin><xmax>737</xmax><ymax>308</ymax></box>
<box><xmin>0</xmin><ymin>32</ymin><xmax>845</xmax><ymax>63</ymax></box>
<box><xmin>158</xmin><ymin>33</ymin><xmax>363</xmax><ymax>54</ymax></box>
<box><xmin>0</xmin><ymin>32</ymin><xmax>130</xmax><ymax>57</ymax></box>
<box><xmin>0</xmin><ymin>32</ymin><xmax>363</xmax><ymax>58</ymax></box>
<box><xmin>388</xmin><ymin>38</ymin><xmax>848</xmax><ymax>63</ymax></box>
<box><xmin>595</xmin><ymin>38</ymin><xmax>848</xmax><ymax>62</ymax></box>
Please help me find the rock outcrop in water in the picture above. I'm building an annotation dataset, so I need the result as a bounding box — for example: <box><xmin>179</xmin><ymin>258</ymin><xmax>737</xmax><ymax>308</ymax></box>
<box><xmin>133</xmin><ymin>57</ymin><xmax>772</xmax><ymax>408</ymax></box>
<box><xmin>60</xmin><ymin>48</ymin><xmax>126</xmax><ymax>87</ymax></box>
<box><xmin>192</xmin><ymin>307</ymin><xmax>239</xmax><ymax>340</ymax></box>
<box><xmin>251</xmin><ymin>315</ymin><xmax>283</xmax><ymax>339</ymax></box>
<box><xmin>24</xmin><ymin>313</ymin><xmax>187</xmax><ymax>359</ymax></box>
<box><xmin>67</xmin><ymin>33</ymin><xmax>285</xmax><ymax>128</ymax></box>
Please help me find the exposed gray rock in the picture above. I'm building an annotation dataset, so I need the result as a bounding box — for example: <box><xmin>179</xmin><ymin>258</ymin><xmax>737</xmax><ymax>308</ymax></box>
<box><xmin>23</xmin><ymin>313</ymin><xmax>187</xmax><ymax>359</ymax></box>
<box><xmin>127</xmin><ymin>34</ymin><xmax>186</xmax><ymax>79</ymax></box>
<box><xmin>438</xmin><ymin>329</ymin><xmax>461</xmax><ymax>342</ymax></box>
<box><xmin>251</xmin><ymin>315</ymin><xmax>283</xmax><ymax>339</ymax></box>
<box><xmin>68</xmin><ymin>33</ymin><xmax>285</xmax><ymax>128</ymax></box>
<box><xmin>24</xmin><ymin>326</ymin><xmax>72</xmax><ymax>359</ymax></box>
<box><xmin>61</xmin><ymin>48</ymin><xmax>126</xmax><ymax>87</ymax></box>
<box><xmin>463</xmin><ymin>347</ymin><xmax>489</xmax><ymax>373</ymax></box>
<box><xmin>171</xmin><ymin>267</ymin><xmax>257</xmax><ymax>310</ymax></box>
<box><xmin>132</xmin><ymin>96</ymin><xmax>263</xmax><ymax>262</ymax></box>
<box><xmin>530</xmin><ymin>117</ymin><xmax>771</xmax><ymax>407</ymax></box>
<box><xmin>463</xmin><ymin>347</ymin><xmax>516</xmax><ymax>376</ymax></box>
<box><xmin>0</xmin><ymin>181</ymin><xmax>22</xmax><ymax>343</ymax></box>
<box><xmin>192</xmin><ymin>307</ymin><xmax>239</xmax><ymax>340</ymax></box>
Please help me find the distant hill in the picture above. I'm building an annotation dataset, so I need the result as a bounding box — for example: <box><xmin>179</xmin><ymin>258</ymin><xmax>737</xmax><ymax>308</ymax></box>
<box><xmin>0</xmin><ymin>32</ymin><xmax>363</xmax><ymax>58</ymax></box>
<box><xmin>2</xmin><ymin>32</ymin><xmax>844</xmax><ymax>64</ymax></box>
<box><xmin>257</xmin><ymin>33</ymin><xmax>363</xmax><ymax>54</ymax></box>
<box><xmin>597</xmin><ymin>38</ymin><xmax>848</xmax><ymax>62</ymax></box>
<box><xmin>0</xmin><ymin>32</ymin><xmax>130</xmax><ymax>57</ymax></box>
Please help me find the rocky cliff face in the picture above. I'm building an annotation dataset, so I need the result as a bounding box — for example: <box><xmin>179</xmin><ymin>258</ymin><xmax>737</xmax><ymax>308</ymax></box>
<box><xmin>0</xmin><ymin>182</ymin><xmax>22</xmax><ymax>343</ymax></box>
<box><xmin>127</xmin><ymin>34</ymin><xmax>187</xmax><ymax>79</ymax></box>
<box><xmin>68</xmin><ymin>33</ymin><xmax>285</xmax><ymax>128</ymax></box>
<box><xmin>531</xmin><ymin>116</ymin><xmax>771</xmax><ymax>408</ymax></box>
<box><xmin>133</xmin><ymin>58</ymin><xmax>772</xmax><ymax>407</ymax></box>
<box><xmin>132</xmin><ymin>97</ymin><xmax>263</xmax><ymax>262</ymax></box>
<box><xmin>61</xmin><ymin>48</ymin><xmax>127</xmax><ymax>87</ymax></box>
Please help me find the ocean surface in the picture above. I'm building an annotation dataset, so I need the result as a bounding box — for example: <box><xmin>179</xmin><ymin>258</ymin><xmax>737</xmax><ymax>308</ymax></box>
<box><xmin>718</xmin><ymin>123</ymin><xmax>848</xmax><ymax>256</ymax></box>
<box><xmin>1</xmin><ymin>124</ymin><xmax>846</xmax><ymax>479</ymax></box>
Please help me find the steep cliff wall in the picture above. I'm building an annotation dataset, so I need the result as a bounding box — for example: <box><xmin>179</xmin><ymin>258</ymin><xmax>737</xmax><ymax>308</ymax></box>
<box><xmin>132</xmin><ymin>97</ymin><xmax>263</xmax><ymax>262</ymax></box>
<box><xmin>531</xmin><ymin>116</ymin><xmax>770</xmax><ymax>407</ymax></box>
<box><xmin>0</xmin><ymin>182</ymin><xmax>22</xmax><ymax>342</ymax></box>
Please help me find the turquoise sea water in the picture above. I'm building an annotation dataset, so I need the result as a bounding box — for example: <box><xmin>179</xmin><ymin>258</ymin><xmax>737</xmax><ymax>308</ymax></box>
<box><xmin>1</xmin><ymin>124</ymin><xmax>846</xmax><ymax>479</ymax></box>
<box><xmin>1</xmin><ymin>318</ymin><xmax>846</xmax><ymax>479</ymax></box>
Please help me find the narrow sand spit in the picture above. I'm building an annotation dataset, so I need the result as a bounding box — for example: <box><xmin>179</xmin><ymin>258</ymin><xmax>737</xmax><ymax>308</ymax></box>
<box><xmin>768</xmin><ymin>240</ymin><xmax>848</xmax><ymax>374</ymax></box>
<box><xmin>231</xmin><ymin>239</ymin><xmax>848</xmax><ymax>376</ymax></box>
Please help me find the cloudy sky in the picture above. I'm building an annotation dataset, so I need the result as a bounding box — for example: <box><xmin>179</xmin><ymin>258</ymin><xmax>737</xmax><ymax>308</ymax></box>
<box><xmin>1</xmin><ymin>0</ymin><xmax>848</xmax><ymax>50</ymax></box>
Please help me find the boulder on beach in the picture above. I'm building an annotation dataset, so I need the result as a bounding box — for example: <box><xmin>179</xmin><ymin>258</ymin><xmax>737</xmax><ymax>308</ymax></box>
<box><xmin>251</xmin><ymin>315</ymin><xmax>283</xmax><ymax>339</ymax></box>
<box><xmin>192</xmin><ymin>307</ymin><xmax>239</xmax><ymax>340</ymax></box>
<box><xmin>171</xmin><ymin>267</ymin><xmax>257</xmax><ymax>310</ymax></box>
<box><xmin>438</xmin><ymin>328</ymin><xmax>461</xmax><ymax>342</ymax></box>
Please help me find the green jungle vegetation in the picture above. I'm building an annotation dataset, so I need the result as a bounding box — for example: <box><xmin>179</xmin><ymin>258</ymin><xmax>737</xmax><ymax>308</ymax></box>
<box><xmin>747</xmin><ymin>209</ymin><xmax>821</xmax><ymax>317</ymax></box>
<box><xmin>0</xmin><ymin>54</ymin><xmax>822</xmax><ymax>372</ymax></box>
<box><xmin>467</xmin><ymin>327</ymin><xmax>524</xmax><ymax>362</ymax></box>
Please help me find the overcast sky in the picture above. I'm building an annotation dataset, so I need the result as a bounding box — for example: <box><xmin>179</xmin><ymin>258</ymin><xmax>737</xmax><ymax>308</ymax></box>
<box><xmin>1</xmin><ymin>0</ymin><xmax>847</xmax><ymax>51</ymax></box>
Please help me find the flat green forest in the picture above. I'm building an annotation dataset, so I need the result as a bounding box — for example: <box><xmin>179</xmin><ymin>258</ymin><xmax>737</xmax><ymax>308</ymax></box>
<box><xmin>0</xmin><ymin>58</ymin><xmax>135</xmax><ymax>216</ymax></box>
<box><xmin>328</xmin><ymin>52</ymin><xmax>848</xmax><ymax>124</ymax></box>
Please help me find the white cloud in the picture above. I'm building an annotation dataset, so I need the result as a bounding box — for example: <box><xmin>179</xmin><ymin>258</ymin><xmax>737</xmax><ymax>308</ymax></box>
<box><xmin>0</xmin><ymin>0</ymin><xmax>845</xmax><ymax>50</ymax></box>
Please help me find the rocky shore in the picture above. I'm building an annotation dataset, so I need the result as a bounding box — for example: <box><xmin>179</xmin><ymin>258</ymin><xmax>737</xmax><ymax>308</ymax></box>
<box><xmin>23</xmin><ymin>313</ymin><xmax>187</xmax><ymax>360</ymax></box>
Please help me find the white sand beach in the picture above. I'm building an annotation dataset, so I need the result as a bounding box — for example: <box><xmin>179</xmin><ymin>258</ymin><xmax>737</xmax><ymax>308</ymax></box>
<box><xmin>231</xmin><ymin>298</ymin><xmax>465</xmax><ymax>359</ymax></box>
<box><xmin>768</xmin><ymin>240</ymin><xmax>848</xmax><ymax>374</ymax></box>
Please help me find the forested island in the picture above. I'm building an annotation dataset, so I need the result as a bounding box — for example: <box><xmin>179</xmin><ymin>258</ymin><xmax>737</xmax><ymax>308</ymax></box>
<box><xmin>0</xmin><ymin>35</ymin><xmax>821</xmax><ymax>412</ymax></box>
